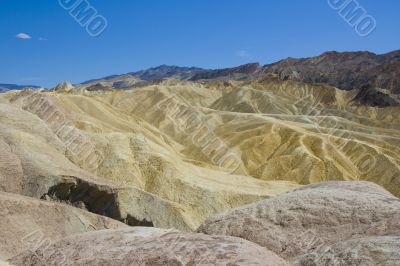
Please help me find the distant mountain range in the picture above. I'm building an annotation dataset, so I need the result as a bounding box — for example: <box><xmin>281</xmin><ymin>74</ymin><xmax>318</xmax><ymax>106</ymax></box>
<box><xmin>3</xmin><ymin>50</ymin><xmax>399</xmax><ymax>107</ymax></box>
<box><xmin>81</xmin><ymin>50</ymin><xmax>399</xmax><ymax>107</ymax></box>
<box><xmin>0</xmin><ymin>83</ymin><xmax>41</xmax><ymax>93</ymax></box>
<box><xmin>81</xmin><ymin>63</ymin><xmax>262</xmax><ymax>89</ymax></box>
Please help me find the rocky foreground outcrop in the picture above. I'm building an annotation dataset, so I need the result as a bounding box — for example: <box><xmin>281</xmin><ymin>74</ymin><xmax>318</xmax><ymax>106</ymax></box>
<box><xmin>0</xmin><ymin>191</ymin><xmax>127</xmax><ymax>260</ymax></box>
<box><xmin>9</xmin><ymin>228</ymin><xmax>290</xmax><ymax>266</ymax></box>
<box><xmin>198</xmin><ymin>181</ymin><xmax>400</xmax><ymax>262</ymax></box>
<box><xmin>3</xmin><ymin>181</ymin><xmax>400</xmax><ymax>265</ymax></box>
<box><xmin>295</xmin><ymin>236</ymin><xmax>400</xmax><ymax>266</ymax></box>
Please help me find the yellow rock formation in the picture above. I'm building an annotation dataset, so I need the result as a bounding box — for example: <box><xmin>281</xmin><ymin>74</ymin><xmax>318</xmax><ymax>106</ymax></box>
<box><xmin>1</xmin><ymin>78</ymin><xmax>399</xmax><ymax>230</ymax></box>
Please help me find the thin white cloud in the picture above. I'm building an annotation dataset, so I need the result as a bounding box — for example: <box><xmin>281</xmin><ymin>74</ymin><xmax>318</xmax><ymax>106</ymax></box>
<box><xmin>38</xmin><ymin>37</ymin><xmax>48</xmax><ymax>41</ymax></box>
<box><xmin>236</xmin><ymin>50</ymin><xmax>251</xmax><ymax>58</ymax></box>
<box><xmin>16</xmin><ymin>33</ymin><xmax>32</xmax><ymax>39</ymax></box>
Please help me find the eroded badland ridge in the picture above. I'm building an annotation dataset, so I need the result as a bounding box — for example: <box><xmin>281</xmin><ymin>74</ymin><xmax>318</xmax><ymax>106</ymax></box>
<box><xmin>1</xmin><ymin>50</ymin><xmax>400</xmax><ymax>265</ymax></box>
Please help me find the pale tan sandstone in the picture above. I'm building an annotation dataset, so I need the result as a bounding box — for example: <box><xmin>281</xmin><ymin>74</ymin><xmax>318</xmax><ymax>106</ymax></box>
<box><xmin>294</xmin><ymin>236</ymin><xmax>400</xmax><ymax>266</ymax></box>
<box><xmin>10</xmin><ymin>228</ymin><xmax>290</xmax><ymax>266</ymax></box>
<box><xmin>198</xmin><ymin>181</ymin><xmax>400</xmax><ymax>261</ymax></box>
<box><xmin>0</xmin><ymin>191</ymin><xmax>127</xmax><ymax>260</ymax></box>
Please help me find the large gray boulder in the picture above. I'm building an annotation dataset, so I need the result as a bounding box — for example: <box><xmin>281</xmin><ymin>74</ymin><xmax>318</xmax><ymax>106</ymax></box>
<box><xmin>10</xmin><ymin>228</ymin><xmax>290</xmax><ymax>266</ymax></box>
<box><xmin>198</xmin><ymin>181</ymin><xmax>400</xmax><ymax>261</ymax></box>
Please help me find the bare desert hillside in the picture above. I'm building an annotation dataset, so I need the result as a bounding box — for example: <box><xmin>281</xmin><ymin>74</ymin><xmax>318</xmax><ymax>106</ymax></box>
<box><xmin>1</xmin><ymin>77</ymin><xmax>400</xmax><ymax>233</ymax></box>
<box><xmin>2</xmin><ymin>76</ymin><xmax>400</xmax><ymax>265</ymax></box>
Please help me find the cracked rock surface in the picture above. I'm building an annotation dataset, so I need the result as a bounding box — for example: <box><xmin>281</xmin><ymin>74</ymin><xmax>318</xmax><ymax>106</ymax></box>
<box><xmin>198</xmin><ymin>181</ymin><xmax>400</xmax><ymax>262</ymax></box>
<box><xmin>294</xmin><ymin>236</ymin><xmax>400</xmax><ymax>266</ymax></box>
<box><xmin>9</xmin><ymin>228</ymin><xmax>290</xmax><ymax>266</ymax></box>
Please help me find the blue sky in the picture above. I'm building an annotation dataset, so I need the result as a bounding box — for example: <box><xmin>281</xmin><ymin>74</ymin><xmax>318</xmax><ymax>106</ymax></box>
<box><xmin>0</xmin><ymin>0</ymin><xmax>399</xmax><ymax>87</ymax></box>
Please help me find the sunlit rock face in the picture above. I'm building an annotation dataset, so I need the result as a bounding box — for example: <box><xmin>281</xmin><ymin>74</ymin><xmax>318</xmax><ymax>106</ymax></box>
<box><xmin>9</xmin><ymin>228</ymin><xmax>291</xmax><ymax>266</ymax></box>
<box><xmin>198</xmin><ymin>181</ymin><xmax>400</xmax><ymax>263</ymax></box>
<box><xmin>294</xmin><ymin>236</ymin><xmax>400</xmax><ymax>266</ymax></box>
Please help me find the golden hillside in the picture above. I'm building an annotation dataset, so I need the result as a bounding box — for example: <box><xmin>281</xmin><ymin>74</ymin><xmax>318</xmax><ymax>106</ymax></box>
<box><xmin>1</xmin><ymin>78</ymin><xmax>400</xmax><ymax>230</ymax></box>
